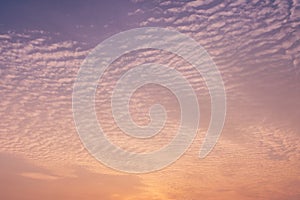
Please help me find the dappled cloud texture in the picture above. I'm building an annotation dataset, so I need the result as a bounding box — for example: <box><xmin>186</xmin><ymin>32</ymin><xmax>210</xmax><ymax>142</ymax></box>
<box><xmin>0</xmin><ymin>0</ymin><xmax>299</xmax><ymax>199</ymax></box>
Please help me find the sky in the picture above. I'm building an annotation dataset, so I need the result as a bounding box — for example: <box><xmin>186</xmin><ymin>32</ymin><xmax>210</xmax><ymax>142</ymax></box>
<box><xmin>0</xmin><ymin>0</ymin><xmax>300</xmax><ymax>199</ymax></box>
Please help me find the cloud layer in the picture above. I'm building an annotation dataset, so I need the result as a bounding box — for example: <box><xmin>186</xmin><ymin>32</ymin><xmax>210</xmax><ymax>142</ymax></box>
<box><xmin>0</xmin><ymin>0</ymin><xmax>299</xmax><ymax>199</ymax></box>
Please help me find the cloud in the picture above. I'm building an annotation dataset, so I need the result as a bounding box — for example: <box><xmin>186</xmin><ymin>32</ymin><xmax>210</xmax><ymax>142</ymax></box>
<box><xmin>0</xmin><ymin>152</ymin><xmax>143</xmax><ymax>200</ymax></box>
<box><xmin>20</xmin><ymin>172</ymin><xmax>60</xmax><ymax>181</ymax></box>
<box><xmin>0</xmin><ymin>0</ymin><xmax>299</xmax><ymax>199</ymax></box>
